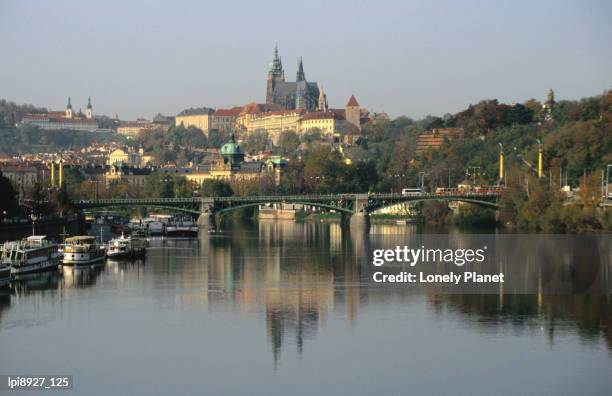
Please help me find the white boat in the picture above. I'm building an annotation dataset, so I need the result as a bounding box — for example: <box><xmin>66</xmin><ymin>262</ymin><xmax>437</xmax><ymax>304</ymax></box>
<box><xmin>1</xmin><ymin>235</ymin><xmax>60</xmax><ymax>275</ymax></box>
<box><xmin>166</xmin><ymin>217</ymin><xmax>198</xmax><ymax>237</ymax></box>
<box><xmin>106</xmin><ymin>233</ymin><xmax>147</xmax><ymax>259</ymax></box>
<box><xmin>0</xmin><ymin>261</ymin><xmax>10</xmax><ymax>287</ymax></box>
<box><xmin>62</xmin><ymin>236</ymin><xmax>105</xmax><ymax>266</ymax></box>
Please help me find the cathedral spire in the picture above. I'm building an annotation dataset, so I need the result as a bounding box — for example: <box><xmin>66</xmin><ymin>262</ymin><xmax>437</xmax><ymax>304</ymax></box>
<box><xmin>296</xmin><ymin>57</ymin><xmax>306</xmax><ymax>82</ymax></box>
<box><xmin>87</xmin><ymin>96</ymin><xmax>92</xmax><ymax>109</ymax></box>
<box><xmin>67</xmin><ymin>96</ymin><xmax>72</xmax><ymax>109</ymax></box>
<box><xmin>269</xmin><ymin>44</ymin><xmax>284</xmax><ymax>77</ymax></box>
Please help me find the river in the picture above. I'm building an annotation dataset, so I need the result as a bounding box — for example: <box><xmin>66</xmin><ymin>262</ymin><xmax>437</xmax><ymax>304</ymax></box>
<box><xmin>0</xmin><ymin>221</ymin><xmax>610</xmax><ymax>395</ymax></box>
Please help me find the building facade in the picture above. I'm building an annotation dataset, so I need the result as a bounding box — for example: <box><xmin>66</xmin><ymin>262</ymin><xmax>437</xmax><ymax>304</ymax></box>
<box><xmin>21</xmin><ymin>97</ymin><xmax>100</xmax><ymax>132</ymax></box>
<box><xmin>175</xmin><ymin>107</ymin><xmax>215</xmax><ymax>134</ymax></box>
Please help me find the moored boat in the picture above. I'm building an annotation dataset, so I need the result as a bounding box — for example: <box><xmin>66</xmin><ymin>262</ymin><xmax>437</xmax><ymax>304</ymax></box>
<box><xmin>166</xmin><ymin>217</ymin><xmax>198</xmax><ymax>237</ymax></box>
<box><xmin>106</xmin><ymin>233</ymin><xmax>147</xmax><ymax>259</ymax></box>
<box><xmin>62</xmin><ymin>236</ymin><xmax>105</xmax><ymax>266</ymax></box>
<box><xmin>1</xmin><ymin>236</ymin><xmax>60</xmax><ymax>275</ymax></box>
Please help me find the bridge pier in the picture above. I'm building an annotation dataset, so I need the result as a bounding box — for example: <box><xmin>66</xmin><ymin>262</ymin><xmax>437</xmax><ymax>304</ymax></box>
<box><xmin>349</xmin><ymin>212</ymin><xmax>370</xmax><ymax>231</ymax></box>
<box><xmin>197</xmin><ymin>213</ymin><xmax>215</xmax><ymax>228</ymax></box>
<box><xmin>198</xmin><ymin>200</ymin><xmax>216</xmax><ymax>228</ymax></box>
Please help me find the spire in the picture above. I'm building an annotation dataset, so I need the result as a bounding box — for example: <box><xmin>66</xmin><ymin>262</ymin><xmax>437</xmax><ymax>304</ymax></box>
<box><xmin>269</xmin><ymin>44</ymin><xmax>284</xmax><ymax>77</ymax></box>
<box><xmin>546</xmin><ymin>88</ymin><xmax>555</xmax><ymax>105</ymax></box>
<box><xmin>67</xmin><ymin>96</ymin><xmax>72</xmax><ymax>109</ymax></box>
<box><xmin>318</xmin><ymin>84</ymin><xmax>328</xmax><ymax>111</ymax></box>
<box><xmin>87</xmin><ymin>96</ymin><xmax>92</xmax><ymax>109</ymax></box>
<box><xmin>296</xmin><ymin>57</ymin><xmax>306</xmax><ymax>81</ymax></box>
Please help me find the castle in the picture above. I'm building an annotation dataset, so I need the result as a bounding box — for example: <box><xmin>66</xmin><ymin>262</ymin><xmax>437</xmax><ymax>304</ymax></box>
<box><xmin>266</xmin><ymin>45</ymin><xmax>321</xmax><ymax>111</ymax></box>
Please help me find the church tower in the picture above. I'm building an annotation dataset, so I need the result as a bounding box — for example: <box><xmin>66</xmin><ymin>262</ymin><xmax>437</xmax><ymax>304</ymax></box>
<box><xmin>86</xmin><ymin>96</ymin><xmax>93</xmax><ymax>119</ymax></box>
<box><xmin>542</xmin><ymin>88</ymin><xmax>555</xmax><ymax>122</ymax></box>
<box><xmin>345</xmin><ymin>94</ymin><xmax>361</xmax><ymax>130</ymax></box>
<box><xmin>296</xmin><ymin>57</ymin><xmax>306</xmax><ymax>82</ymax></box>
<box><xmin>318</xmin><ymin>85</ymin><xmax>328</xmax><ymax>111</ymax></box>
<box><xmin>266</xmin><ymin>44</ymin><xmax>285</xmax><ymax>104</ymax></box>
<box><xmin>65</xmin><ymin>96</ymin><xmax>73</xmax><ymax>119</ymax></box>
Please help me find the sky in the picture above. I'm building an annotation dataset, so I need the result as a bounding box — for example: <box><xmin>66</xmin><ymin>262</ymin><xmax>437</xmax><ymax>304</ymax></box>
<box><xmin>1</xmin><ymin>0</ymin><xmax>611</xmax><ymax>120</ymax></box>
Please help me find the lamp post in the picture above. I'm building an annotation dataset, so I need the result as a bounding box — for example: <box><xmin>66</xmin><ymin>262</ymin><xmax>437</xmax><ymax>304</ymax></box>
<box><xmin>466</xmin><ymin>166</ymin><xmax>480</xmax><ymax>187</ymax></box>
<box><xmin>30</xmin><ymin>213</ymin><xmax>38</xmax><ymax>236</ymax></box>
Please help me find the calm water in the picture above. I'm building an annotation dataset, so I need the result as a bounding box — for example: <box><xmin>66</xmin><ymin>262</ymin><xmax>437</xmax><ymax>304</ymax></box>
<box><xmin>0</xmin><ymin>222</ymin><xmax>611</xmax><ymax>395</ymax></box>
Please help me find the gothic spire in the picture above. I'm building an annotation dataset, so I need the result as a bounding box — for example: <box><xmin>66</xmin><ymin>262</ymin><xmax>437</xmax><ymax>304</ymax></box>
<box><xmin>87</xmin><ymin>96</ymin><xmax>92</xmax><ymax>109</ymax></box>
<box><xmin>269</xmin><ymin>44</ymin><xmax>284</xmax><ymax>76</ymax></box>
<box><xmin>67</xmin><ymin>96</ymin><xmax>72</xmax><ymax>109</ymax></box>
<box><xmin>296</xmin><ymin>57</ymin><xmax>306</xmax><ymax>81</ymax></box>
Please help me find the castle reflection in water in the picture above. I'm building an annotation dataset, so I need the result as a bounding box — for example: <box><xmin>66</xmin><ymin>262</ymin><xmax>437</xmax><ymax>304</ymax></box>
<box><xmin>1</xmin><ymin>221</ymin><xmax>610</xmax><ymax>365</ymax></box>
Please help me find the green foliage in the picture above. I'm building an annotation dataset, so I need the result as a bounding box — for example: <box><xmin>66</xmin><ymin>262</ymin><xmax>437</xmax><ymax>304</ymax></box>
<box><xmin>243</xmin><ymin>130</ymin><xmax>272</xmax><ymax>154</ymax></box>
<box><xmin>138</xmin><ymin>124</ymin><xmax>207</xmax><ymax>165</ymax></box>
<box><xmin>144</xmin><ymin>174</ymin><xmax>194</xmax><ymax>198</ymax></box>
<box><xmin>453</xmin><ymin>204</ymin><xmax>497</xmax><ymax>227</ymax></box>
<box><xmin>201</xmin><ymin>179</ymin><xmax>233</xmax><ymax>197</ymax></box>
<box><xmin>277</xmin><ymin>131</ymin><xmax>301</xmax><ymax>157</ymax></box>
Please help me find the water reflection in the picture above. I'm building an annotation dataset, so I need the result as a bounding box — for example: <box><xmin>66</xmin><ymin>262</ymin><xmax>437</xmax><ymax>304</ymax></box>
<box><xmin>0</xmin><ymin>221</ymin><xmax>610</xmax><ymax>373</ymax></box>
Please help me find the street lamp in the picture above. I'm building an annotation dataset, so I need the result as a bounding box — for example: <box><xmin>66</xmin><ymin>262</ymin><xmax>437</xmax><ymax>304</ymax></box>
<box><xmin>466</xmin><ymin>166</ymin><xmax>480</xmax><ymax>187</ymax></box>
<box><xmin>30</xmin><ymin>213</ymin><xmax>38</xmax><ymax>236</ymax></box>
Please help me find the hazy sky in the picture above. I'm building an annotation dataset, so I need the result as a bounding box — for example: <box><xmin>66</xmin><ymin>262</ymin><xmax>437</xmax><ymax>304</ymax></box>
<box><xmin>1</xmin><ymin>0</ymin><xmax>611</xmax><ymax>120</ymax></box>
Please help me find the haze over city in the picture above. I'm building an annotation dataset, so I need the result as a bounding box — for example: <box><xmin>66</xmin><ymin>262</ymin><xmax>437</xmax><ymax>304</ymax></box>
<box><xmin>1</xmin><ymin>0</ymin><xmax>611</xmax><ymax>120</ymax></box>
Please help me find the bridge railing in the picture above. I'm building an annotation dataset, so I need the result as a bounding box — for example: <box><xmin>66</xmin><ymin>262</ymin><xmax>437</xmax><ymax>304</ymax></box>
<box><xmin>73</xmin><ymin>192</ymin><xmax>501</xmax><ymax>206</ymax></box>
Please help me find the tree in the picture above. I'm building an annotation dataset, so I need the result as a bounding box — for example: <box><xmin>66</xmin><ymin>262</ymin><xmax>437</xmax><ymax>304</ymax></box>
<box><xmin>277</xmin><ymin>130</ymin><xmax>301</xmax><ymax>157</ymax></box>
<box><xmin>201</xmin><ymin>179</ymin><xmax>233</xmax><ymax>197</ymax></box>
<box><xmin>303</xmin><ymin>146</ymin><xmax>349</xmax><ymax>193</ymax></box>
<box><xmin>243</xmin><ymin>130</ymin><xmax>272</xmax><ymax>154</ymax></box>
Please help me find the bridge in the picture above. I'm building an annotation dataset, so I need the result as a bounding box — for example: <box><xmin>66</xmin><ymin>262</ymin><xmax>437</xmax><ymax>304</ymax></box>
<box><xmin>72</xmin><ymin>192</ymin><xmax>501</xmax><ymax>228</ymax></box>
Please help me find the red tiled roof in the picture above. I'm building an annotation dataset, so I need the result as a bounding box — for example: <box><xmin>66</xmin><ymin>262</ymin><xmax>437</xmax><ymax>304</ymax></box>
<box><xmin>22</xmin><ymin>114</ymin><xmax>97</xmax><ymax>124</ymax></box>
<box><xmin>302</xmin><ymin>111</ymin><xmax>345</xmax><ymax>121</ymax></box>
<box><xmin>240</xmin><ymin>102</ymin><xmax>284</xmax><ymax>115</ymax></box>
<box><xmin>214</xmin><ymin>107</ymin><xmax>242</xmax><ymax>117</ymax></box>
<box><xmin>346</xmin><ymin>94</ymin><xmax>359</xmax><ymax>107</ymax></box>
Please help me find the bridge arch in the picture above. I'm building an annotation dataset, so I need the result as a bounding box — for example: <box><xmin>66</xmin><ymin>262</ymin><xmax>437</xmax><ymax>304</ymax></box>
<box><xmin>216</xmin><ymin>201</ymin><xmax>354</xmax><ymax>216</ymax></box>
<box><xmin>82</xmin><ymin>203</ymin><xmax>201</xmax><ymax>216</ymax></box>
<box><xmin>368</xmin><ymin>196</ymin><xmax>499</xmax><ymax>213</ymax></box>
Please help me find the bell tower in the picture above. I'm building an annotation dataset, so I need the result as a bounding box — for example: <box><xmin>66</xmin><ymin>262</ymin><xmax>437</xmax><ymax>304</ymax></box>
<box><xmin>65</xmin><ymin>96</ymin><xmax>73</xmax><ymax>119</ymax></box>
<box><xmin>86</xmin><ymin>96</ymin><xmax>93</xmax><ymax>119</ymax></box>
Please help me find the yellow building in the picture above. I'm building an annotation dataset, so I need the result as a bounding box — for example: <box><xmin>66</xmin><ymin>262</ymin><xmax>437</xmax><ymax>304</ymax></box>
<box><xmin>299</xmin><ymin>111</ymin><xmax>345</xmax><ymax>135</ymax></box>
<box><xmin>246</xmin><ymin>109</ymin><xmax>304</xmax><ymax>144</ymax></box>
<box><xmin>117</xmin><ymin>119</ymin><xmax>155</xmax><ymax>137</ymax></box>
<box><xmin>107</xmin><ymin>148</ymin><xmax>148</xmax><ymax>167</ymax></box>
<box><xmin>175</xmin><ymin>107</ymin><xmax>214</xmax><ymax>135</ymax></box>
<box><xmin>211</xmin><ymin>107</ymin><xmax>241</xmax><ymax>133</ymax></box>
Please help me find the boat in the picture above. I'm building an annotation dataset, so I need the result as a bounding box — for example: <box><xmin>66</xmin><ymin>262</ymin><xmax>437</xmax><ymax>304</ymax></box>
<box><xmin>1</xmin><ymin>235</ymin><xmax>60</xmax><ymax>275</ymax></box>
<box><xmin>0</xmin><ymin>260</ymin><xmax>10</xmax><ymax>287</ymax></box>
<box><xmin>106</xmin><ymin>233</ymin><xmax>147</xmax><ymax>259</ymax></box>
<box><xmin>166</xmin><ymin>217</ymin><xmax>198</xmax><ymax>237</ymax></box>
<box><xmin>62</xmin><ymin>236</ymin><xmax>105</xmax><ymax>266</ymax></box>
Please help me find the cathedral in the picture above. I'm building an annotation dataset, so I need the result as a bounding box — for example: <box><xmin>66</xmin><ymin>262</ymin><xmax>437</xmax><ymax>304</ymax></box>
<box><xmin>265</xmin><ymin>45</ymin><xmax>321</xmax><ymax>111</ymax></box>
